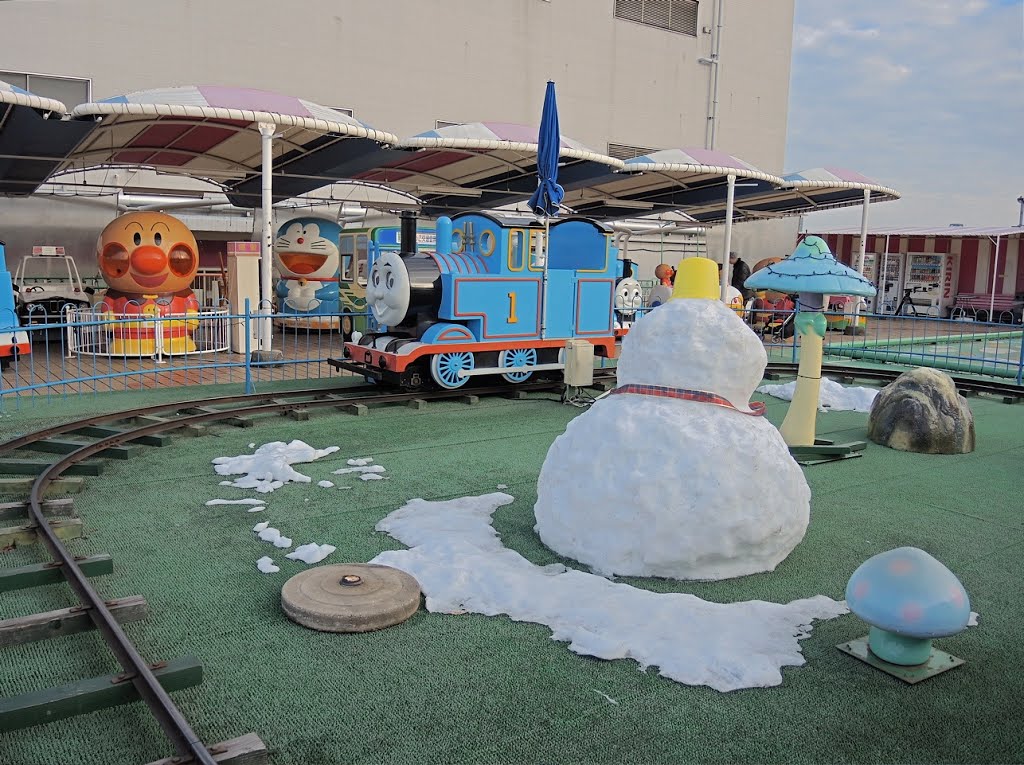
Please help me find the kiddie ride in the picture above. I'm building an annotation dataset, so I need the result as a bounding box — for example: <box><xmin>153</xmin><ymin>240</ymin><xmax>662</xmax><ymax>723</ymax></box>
<box><xmin>329</xmin><ymin>212</ymin><xmax>642</xmax><ymax>390</ymax></box>
<box><xmin>12</xmin><ymin>245</ymin><xmax>92</xmax><ymax>327</ymax></box>
<box><xmin>0</xmin><ymin>240</ymin><xmax>31</xmax><ymax>369</ymax></box>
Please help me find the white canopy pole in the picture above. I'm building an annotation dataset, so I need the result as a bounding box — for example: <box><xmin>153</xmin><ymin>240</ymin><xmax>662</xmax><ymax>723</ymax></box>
<box><xmin>853</xmin><ymin>188</ymin><xmax>871</xmax><ymax>325</ymax></box>
<box><xmin>258</xmin><ymin>122</ymin><xmax>275</xmax><ymax>352</ymax></box>
<box><xmin>540</xmin><ymin>218</ymin><xmax>550</xmax><ymax>339</ymax></box>
<box><xmin>989</xmin><ymin>234</ymin><xmax>1002</xmax><ymax>321</ymax></box>
<box><xmin>721</xmin><ymin>173</ymin><xmax>736</xmax><ymax>303</ymax></box>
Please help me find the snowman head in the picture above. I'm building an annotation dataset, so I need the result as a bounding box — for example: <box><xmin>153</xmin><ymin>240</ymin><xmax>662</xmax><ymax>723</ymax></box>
<box><xmin>619</xmin><ymin>263</ymin><xmax>766</xmax><ymax>413</ymax></box>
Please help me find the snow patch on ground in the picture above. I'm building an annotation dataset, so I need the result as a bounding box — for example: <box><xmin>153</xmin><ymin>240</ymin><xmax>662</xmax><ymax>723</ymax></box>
<box><xmin>256</xmin><ymin>556</ymin><xmax>280</xmax><ymax>574</ymax></box>
<box><xmin>286</xmin><ymin>543</ymin><xmax>337</xmax><ymax>564</ymax></box>
<box><xmin>213</xmin><ymin>440</ymin><xmax>340</xmax><ymax>493</ymax></box>
<box><xmin>318</xmin><ymin>480</ymin><xmax>335</xmax><ymax>488</ymax></box>
<box><xmin>371</xmin><ymin>493</ymin><xmax>847</xmax><ymax>692</ymax></box>
<box><xmin>205</xmin><ymin>498</ymin><xmax>266</xmax><ymax>507</ymax></box>
<box><xmin>347</xmin><ymin>457</ymin><xmax>373</xmax><ymax>466</ymax></box>
<box><xmin>333</xmin><ymin>464</ymin><xmax>386</xmax><ymax>476</ymax></box>
<box><xmin>256</xmin><ymin>526</ymin><xmax>292</xmax><ymax>549</ymax></box>
<box><xmin>758</xmin><ymin>378</ymin><xmax>879</xmax><ymax>412</ymax></box>
<box><xmin>360</xmin><ymin>473</ymin><xmax>385</xmax><ymax>481</ymax></box>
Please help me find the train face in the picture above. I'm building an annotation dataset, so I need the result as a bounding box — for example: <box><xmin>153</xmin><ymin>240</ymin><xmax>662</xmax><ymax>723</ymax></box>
<box><xmin>334</xmin><ymin>212</ymin><xmax>630</xmax><ymax>390</ymax></box>
<box><xmin>0</xmin><ymin>240</ymin><xmax>31</xmax><ymax>367</ymax></box>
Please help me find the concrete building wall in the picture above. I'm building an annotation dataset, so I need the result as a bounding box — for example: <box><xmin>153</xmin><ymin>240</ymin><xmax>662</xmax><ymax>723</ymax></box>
<box><xmin>0</xmin><ymin>0</ymin><xmax>799</xmax><ymax>276</ymax></box>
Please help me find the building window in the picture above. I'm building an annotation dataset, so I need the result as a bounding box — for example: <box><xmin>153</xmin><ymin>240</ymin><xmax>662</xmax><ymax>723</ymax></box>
<box><xmin>435</xmin><ymin>120</ymin><xmax>461</xmax><ymax>129</ymax></box>
<box><xmin>607</xmin><ymin>143</ymin><xmax>658</xmax><ymax>161</ymax></box>
<box><xmin>614</xmin><ymin>0</ymin><xmax>699</xmax><ymax>36</ymax></box>
<box><xmin>0</xmin><ymin>70</ymin><xmax>91</xmax><ymax>107</ymax></box>
<box><xmin>330</xmin><ymin>106</ymin><xmax>355</xmax><ymax>117</ymax></box>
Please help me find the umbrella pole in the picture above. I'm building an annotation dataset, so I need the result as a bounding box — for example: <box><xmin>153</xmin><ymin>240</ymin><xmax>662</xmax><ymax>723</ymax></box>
<box><xmin>989</xmin><ymin>234</ymin><xmax>1001</xmax><ymax>321</ymax></box>
<box><xmin>721</xmin><ymin>174</ymin><xmax>735</xmax><ymax>303</ymax></box>
<box><xmin>540</xmin><ymin>216</ymin><xmax>550</xmax><ymax>339</ymax></box>
<box><xmin>852</xmin><ymin>188</ymin><xmax>871</xmax><ymax>330</ymax></box>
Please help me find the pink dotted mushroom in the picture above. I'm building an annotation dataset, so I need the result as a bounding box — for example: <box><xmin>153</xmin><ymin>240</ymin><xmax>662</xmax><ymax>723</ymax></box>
<box><xmin>845</xmin><ymin>547</ymin><xmax>970</xmax><ymax>669</ymax></box>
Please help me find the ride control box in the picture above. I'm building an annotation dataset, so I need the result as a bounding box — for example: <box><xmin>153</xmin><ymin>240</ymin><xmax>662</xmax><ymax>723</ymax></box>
<box><xmin>563</xmin><ymin>339</ymin><xmax>594</xmax><ymax>387</ymax></box>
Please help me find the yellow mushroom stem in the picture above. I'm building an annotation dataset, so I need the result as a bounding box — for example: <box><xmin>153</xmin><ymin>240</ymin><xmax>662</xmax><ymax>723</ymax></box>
<box><xmin>779</xmin><ymin>294</ymin><xmax>828</xmax><ymax>447</ymax></box>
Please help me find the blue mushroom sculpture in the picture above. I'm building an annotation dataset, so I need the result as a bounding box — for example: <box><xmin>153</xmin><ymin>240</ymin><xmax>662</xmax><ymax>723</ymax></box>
<box><xmin>745</xmin><ymin>236</ymin><xmax>876</xmax><ymax>447</ymax></box>
<box><xmin>846</xmin><ymin>547</ymin><xmax>971</xmax><ymax>666</ymax></box>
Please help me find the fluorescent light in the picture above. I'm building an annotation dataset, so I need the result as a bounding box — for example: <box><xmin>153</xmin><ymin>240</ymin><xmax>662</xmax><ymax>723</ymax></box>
<box><xmin>415</xmin><ymin>185</ymin><xmax>483</xmax><ymax>198</ymax></box>
<box><xmin>608</xmin><ymin>199</ymin><xmax>656</xmax><ymax>210</ymax></box>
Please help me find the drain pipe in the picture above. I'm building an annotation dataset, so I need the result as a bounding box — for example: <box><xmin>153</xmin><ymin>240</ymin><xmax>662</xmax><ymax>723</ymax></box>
<box><xmin>699</xmin><ymin>0</ymin><xmax>725</xmax><ymax>149</ymax></box>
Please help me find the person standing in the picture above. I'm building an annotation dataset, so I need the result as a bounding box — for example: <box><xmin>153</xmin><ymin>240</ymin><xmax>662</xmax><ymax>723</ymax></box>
<box><xmin>730</xmin><ymin>252</ymin><xmax>751</xmax><ymax>300</ymax></box>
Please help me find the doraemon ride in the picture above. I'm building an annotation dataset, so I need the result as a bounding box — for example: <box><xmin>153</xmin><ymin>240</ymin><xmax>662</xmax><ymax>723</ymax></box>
<box><xmin>274</xmin><ymin>217</ymin><xmax>342</xmax><ymax>328</ymax></box>
<box><xmin>366</xmin><ymin>251</ymin><xmax>411</xmax><ymax>329</ymax></box>
<box><xmin>96</xmin><ymin>211</ymin><xmax>200</xmax><ymax>355</ymax></box>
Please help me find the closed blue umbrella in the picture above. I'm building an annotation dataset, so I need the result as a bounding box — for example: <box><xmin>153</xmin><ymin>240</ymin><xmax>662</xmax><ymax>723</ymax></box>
<box><xmin>528</xmin><ymin>81</ymin><xmax>564</xmax><ymax>217</ymax></box>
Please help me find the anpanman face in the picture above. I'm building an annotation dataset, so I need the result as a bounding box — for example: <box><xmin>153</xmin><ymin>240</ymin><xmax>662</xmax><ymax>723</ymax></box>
<box><xmin>97</xmin><ymin>212</ymin><xmax>199</xmax><ymax>294</ymax></box>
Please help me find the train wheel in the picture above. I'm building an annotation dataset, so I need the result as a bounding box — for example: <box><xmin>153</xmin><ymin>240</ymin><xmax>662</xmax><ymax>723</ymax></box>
<box><xmin>499</xmin><ymin>348</ymin><xmax>537</xmax><ymax>383</ymax></box>
<box><xmin>430</xmin><ymin>351</ymin><xmax>474</xmax><ymax>389</ymax></box>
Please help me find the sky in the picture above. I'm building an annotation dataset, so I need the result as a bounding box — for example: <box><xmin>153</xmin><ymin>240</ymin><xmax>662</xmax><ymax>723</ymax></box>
<box><xmin>785</xmin><ymin>0</ymin><xmax>1024</xmax><ymax>231</ymax></box>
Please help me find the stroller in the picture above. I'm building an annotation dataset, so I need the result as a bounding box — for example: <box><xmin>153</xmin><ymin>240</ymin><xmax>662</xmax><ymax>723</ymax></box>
<box><xmin>750</xmin><ymin>294</ymin><xmax>796</xmax><ymax>343</ymax></box>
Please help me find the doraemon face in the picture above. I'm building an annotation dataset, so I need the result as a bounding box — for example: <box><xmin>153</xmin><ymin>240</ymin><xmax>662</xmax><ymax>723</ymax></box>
<box><xmin>366</xmin><ymin>251</ymin><xmax>411</xmax><ymax>327</ymax></box>
<box><xmin>274</xmin><ymin>220</ymin><xmax>339</xmax><ymax>279</ymax></box>
<box><xmin>614</xmin><ymin>278</ymin><xmax>644</xmax><ymax>317</ymax></box>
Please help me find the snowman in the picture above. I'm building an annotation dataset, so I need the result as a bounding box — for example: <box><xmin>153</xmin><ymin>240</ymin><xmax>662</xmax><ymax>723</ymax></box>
<box><xmin>533</xmin><ymin>256</ymin><xmax>810</xmax><ymax>581</ymax></box>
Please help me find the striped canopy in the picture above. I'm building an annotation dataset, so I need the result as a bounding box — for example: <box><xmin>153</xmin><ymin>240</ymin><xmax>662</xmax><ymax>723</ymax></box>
<box><xmin>56</xmin><ymin>85</ymin><xmax>399</xmax><ymax>206</ymax></box>
<box><xmin>351</xmin><ymin>121</ymin><xmax>624</xmax><ymax>216</ymax></box>
<box><xmin>0</xmin><ymin>79</ymin><xmax>94</xmax><ymax>195</ymax></box>
<box><xmin>559</xmin><ymin>147</ymin><xmax>782</xmax><ymax>220</ymax></box>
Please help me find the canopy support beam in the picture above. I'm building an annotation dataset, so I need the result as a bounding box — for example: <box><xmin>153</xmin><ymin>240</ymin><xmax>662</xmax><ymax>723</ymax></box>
<box><xmin>258</xmin><ymin>122</ymin><xmax>275</xmax><ymax>353</ymax></box>
<box><xmin>853</xmin><ymin>188</ymin><xmax>871</xmax><ymax>326</ymax></box>
<box><xmin>720</xmin><ymin>173</ymin><xmax>736</xmax><ymax>303</ymax></box>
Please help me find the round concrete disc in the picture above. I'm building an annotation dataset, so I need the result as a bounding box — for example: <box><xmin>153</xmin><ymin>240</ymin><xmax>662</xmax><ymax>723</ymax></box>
<box><xmin>281</xmin><ymin>563</ymin><xmax>421</xmax><ymax>633</ymax></box>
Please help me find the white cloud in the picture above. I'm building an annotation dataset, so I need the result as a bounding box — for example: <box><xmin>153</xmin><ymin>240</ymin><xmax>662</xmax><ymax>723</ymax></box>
<box><xmin>787</xmin><ymin>0</ymin><xmax>1023</xmax><ymax>228</ymax></box>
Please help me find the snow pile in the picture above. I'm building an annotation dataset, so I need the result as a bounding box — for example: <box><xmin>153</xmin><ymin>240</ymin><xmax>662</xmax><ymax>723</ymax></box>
<box><xmin>758</xmin><ymin>377</ymin><xmax>879</xmax><ymax>412</ymax></box>
<box><xmin>318</xmin><ymin>480</ymin><xmax>335</xmax><ymax>488</ymax></box>
<box><xmin>371</xmin><ymin>493</ymin><xmax>847</xmax><ymax>692</ymax></box>
<box><xmin>534</xmin><ymin>299</ymin><xmax>810</xmax><ymax>580</ymax></box>
<box><xmin>286</xmin><ymin>543</ymin><xmax>337</xmax><ymax>564</ymax></box>
<box><xmin>255</xmin><ymin>525</ymin><xmax>292</xmax><ymax>549</ymax></box>
<box><xmin>256</xmin><ymin>556</ymin><xmax>280</xmax><ymax>574</ymax></box>
<box><xmin>333</xmin><ymin>464</ymin><xmax>386</xmax><ymax>476</ymax></box>
<box><xmin>213</xmin><ymin>440</ymin><xmax>340</xmax><ymax>493</ymax></box>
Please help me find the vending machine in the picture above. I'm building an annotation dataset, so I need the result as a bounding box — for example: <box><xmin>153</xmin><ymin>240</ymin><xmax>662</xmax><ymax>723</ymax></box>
<box><xmin>903</xmin><ymin>254</ymin><xmax>943</xmax><ymax>316</ymax></box>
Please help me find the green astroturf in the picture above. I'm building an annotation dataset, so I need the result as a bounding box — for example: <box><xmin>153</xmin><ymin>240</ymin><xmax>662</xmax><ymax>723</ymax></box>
<box><xmin>1</xmin><ymin>382</ymin><xmax>1022</xmax><ymax>764</ymax></box>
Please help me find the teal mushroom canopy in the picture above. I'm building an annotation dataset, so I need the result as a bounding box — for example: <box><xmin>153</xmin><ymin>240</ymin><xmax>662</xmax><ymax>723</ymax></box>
<box><xmin>745</xmin><ymin>235</ymin><xmax>876</xmax><ymax>297</ymax></box>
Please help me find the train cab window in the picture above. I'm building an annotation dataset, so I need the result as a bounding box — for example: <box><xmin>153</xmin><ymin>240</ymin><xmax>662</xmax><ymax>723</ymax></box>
<box><xmin>339</xmin><ymin>234</ymin><xmax>355</xmax><ymax>280</ymax></box>
<box><xmin>479</xmin><ymin>230</ymin><xmax>496</xmax><ymax>257</ymax></box>
<box><xmin>509</xmin><ymin>230</ymin><xmax>526</xmax><ymax>271</ymax></box>
<box><xmin>356</xmin><ymin>234</ymin><xmax>369</xmax><ymax>279</ymax></box>
<box><xmin>451</xmin><ymin>229</ymin><xmax>464</xmax><ymax>254</ymax></box>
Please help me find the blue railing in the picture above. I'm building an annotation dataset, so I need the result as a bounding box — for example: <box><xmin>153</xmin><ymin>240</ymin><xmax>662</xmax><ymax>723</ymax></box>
<box><xmin>2</xmin><ymin>303</ymin><xmax>1022</xmax><ymax>412</ymax></box>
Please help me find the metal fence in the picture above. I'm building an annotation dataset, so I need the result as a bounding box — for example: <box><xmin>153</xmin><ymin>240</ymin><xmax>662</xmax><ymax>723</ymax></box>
<box><xmin>2</xmin><ymin>302</ymin><xmax>1022</xmax><ymax>412</ymax></box>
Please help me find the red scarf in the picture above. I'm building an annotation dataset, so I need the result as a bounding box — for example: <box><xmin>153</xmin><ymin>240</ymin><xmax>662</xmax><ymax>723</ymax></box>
<box><xmin>610</xmin><ymin>384</ymin><xmax>765</xmax><ymax>416</ymax></box>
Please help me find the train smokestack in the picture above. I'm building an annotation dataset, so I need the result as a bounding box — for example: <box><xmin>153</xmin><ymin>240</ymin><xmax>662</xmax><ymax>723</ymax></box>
<box><xmin>400</xmin><ymin>210</ymin><xmax>418</xmax><ymax>257</ymax></box>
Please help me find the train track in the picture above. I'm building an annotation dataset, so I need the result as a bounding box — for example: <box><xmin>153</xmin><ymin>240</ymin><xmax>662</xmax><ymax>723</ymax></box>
<box><xmin>0</xmin><ymin>373</ymin><xmax>614</xmax><ymax>764</ymax></box>
<box><xmin>0</xmin><ymin>362</ymin><xmax>1018</xmax><ymax>762</ymax></box>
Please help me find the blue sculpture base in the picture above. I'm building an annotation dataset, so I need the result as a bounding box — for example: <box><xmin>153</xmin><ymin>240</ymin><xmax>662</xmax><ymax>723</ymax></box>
<box><xmin>837</xmin><ymin>635</ymin><xmax>964</xmax><ymax>684</ymax></box>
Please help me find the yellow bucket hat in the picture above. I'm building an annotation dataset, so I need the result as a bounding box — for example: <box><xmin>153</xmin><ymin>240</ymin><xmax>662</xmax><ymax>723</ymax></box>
<box><xmin>671</xmin><ymin>257</ymin><xmax>720</xmax><ymax>300</ymax></box>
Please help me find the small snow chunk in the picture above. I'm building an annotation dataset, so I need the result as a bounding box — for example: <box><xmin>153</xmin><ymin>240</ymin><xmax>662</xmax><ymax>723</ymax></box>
<box><xmin>360</xmin><ymin>473</ymin><xmax>384</xmax><ymax>481</ymax></box>
<box><xmin>338</xmin><ymin>486</ymin><xmax>353</xmax><ymax>490</ymax></box>
<box><xmin>205</xmin><ymin>498</ymin><xmax>266</xmax><ymax>507</ymax></box>
<box><xmin>332</xmin><ymin>464</ymin><xmax>386</xmax><ymax>476</ymax></box>
<box><xmin>318</xmin><ymin>480</ymin><xmax>335</xmax><ymax>488</ymax></box>
<box><xmin>247</xmin><ymin>506</ymin><xmax>265</xmax><ymax>513</ymax></box>
<box><xmin>286</xmin><ymin>543</ymin><xmax>337</xmax><ymax>564</ymax></box>
<box><xmin>758</xmin><ymin>378</ymin><xmax>879</xmax><ymax>412</ymax></box>
<box><xmin>248</xmin><ymin>443</ymin><xmax>256</xmax><ymax>449</ymax></box>
<box><xmin>219</xmin><ymin>481</ymin><xmax>233</xmax><ymax>486</ymax></box>
<box><xmin>253</xmin><ymin>522</ymin><xmax>269</xmax><ymax>532</ymax></box>
<box><xmin>347</xmin><ymin>457</ymin><xmax>373</xmax><ymax>466</ymax></box>
<box><xmin>256</xmin><ymin>556</ymin><xmax>280</xmax><ymax>574</ymax></box>
<box><xmin>968</xmin><ymin>611</ymin><xmax>979</xmax><ymax>627</ymax></box>
<box><xmin>497</xmin><ymin>484</ymin><xmax>508</xmax><ymax>489</ymax></box>
<box><xmin>593</xmin><ymin>690</ymin><xmax>619</xmax><ymax>705</ymax></box>
<box><xmin>213</xmin><ymin>440</ymin><xmax>341</xmax><ymax>493</ymax></box>
<box><xmin>257</xmin><ymin>526</ymin><xmax>292</xmax><ymax>548</ymax></box>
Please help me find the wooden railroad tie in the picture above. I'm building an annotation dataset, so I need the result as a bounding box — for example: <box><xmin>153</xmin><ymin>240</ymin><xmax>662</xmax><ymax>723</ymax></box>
<box><xmin>0</xmin><ymin>458</ymin><xmax>104</xmax><ymax>477</ymax></box>
<box><xmin>0</xmin><ymin>477</ymin><xmax>84</xmax><ymax>497</ymax></box>
<box><xmin>180</xmin><ymin>406</ymin><xmax>254</xmax><ymax>428</ymax></box>
<box><xmin>70</xmin><ymin>424</ymin><xmax>171</xmax><ymax>447</ymax></box>
<box><xmin>0</xmin><ymin>518</ymin><xmax>84</xmax><ymax>548</ymax></box>
<box><xmin>406</xmin><ymin>398</ymin><xmax>427</xmax><ymax>410</ymax></box>
<box><xmin>0</xmin><ymin>655</ymin><xmax>203</xmax><ymax>732</ymax></box>
<box><xmin>129</xmin><ymin>414</ymin><xmax>206</xmax><ymax>437</ymax></box>
<box><xmin>15</xmin><ymin>438</ymin><xmax>139</xmax><ymax>461</ymax></box>
<box><xmin>0</xmin><ymin>595</ymin><xmax>149</xmax><ymax>648</ymax></box>
<box><xmin>144</xmin><ymin>732</ymin><xmax>269</xmax><ymax>765</ymax></box>
<box><xmin>270</xmin><ymin>398</ymin><xmax>310</xmax><ymax>421</ymax></box>
<box><xmin>0</xmin><ymin>554</ymin><xmax>113</xmax><ymax>593</ymax></box>
<box><xmin>0</xmin><ymin>498</ymin><xmax>76</xmax><ymax>523</ymax></box>
<box><xmin>318</xmin><ymin>394</ymin><xmax>369</xmax><ymax>416</ymax></box>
